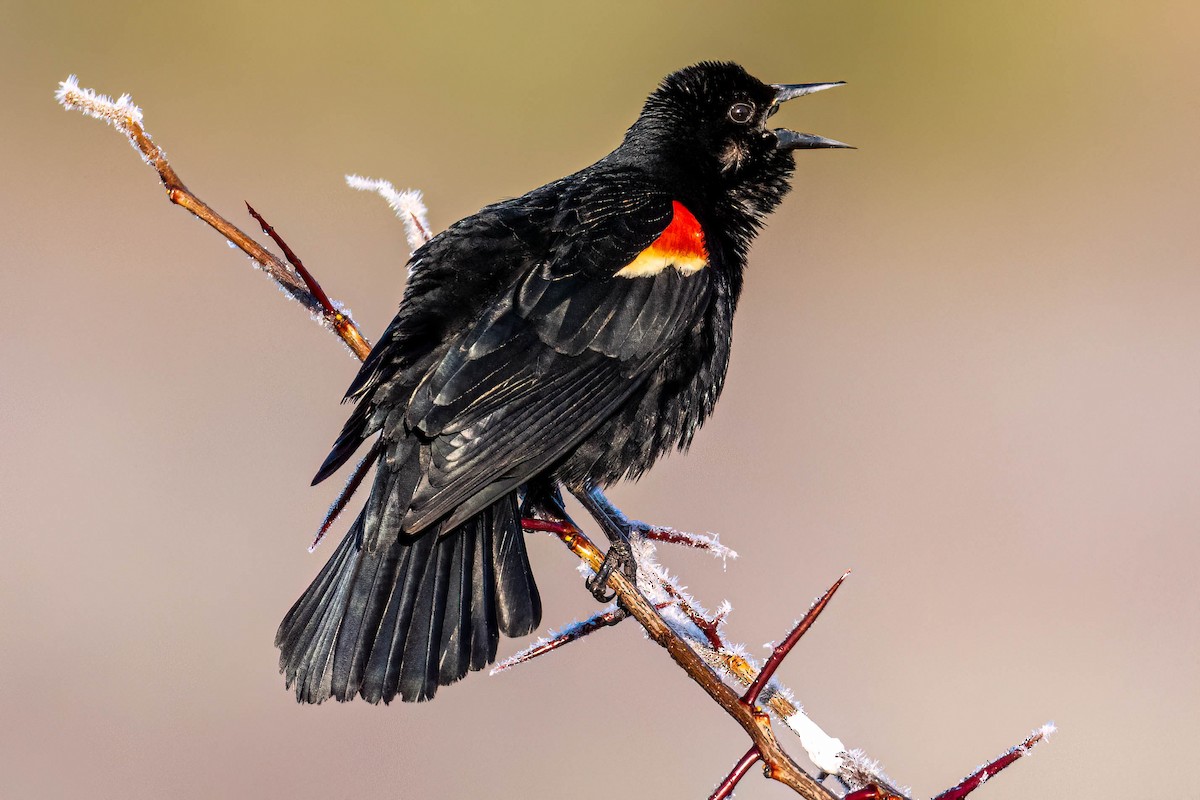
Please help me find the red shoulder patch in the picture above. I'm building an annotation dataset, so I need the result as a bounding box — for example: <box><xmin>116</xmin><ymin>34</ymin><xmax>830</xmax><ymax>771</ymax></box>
<box><xmin>615</xmin><ymin>201</ymin><xmax>709</xmax><ymax>277</ymax></box>
<box><xmin>655</xmin><ymin>201</ymin><xmax>708</xmax><ymax>260</ymax></box>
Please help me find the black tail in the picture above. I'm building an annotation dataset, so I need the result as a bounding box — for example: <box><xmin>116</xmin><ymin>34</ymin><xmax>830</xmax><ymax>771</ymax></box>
<box><xmin>276</xmin><ymin>492</ymin><xmax>540</xmax><ymax>703</ymax></box>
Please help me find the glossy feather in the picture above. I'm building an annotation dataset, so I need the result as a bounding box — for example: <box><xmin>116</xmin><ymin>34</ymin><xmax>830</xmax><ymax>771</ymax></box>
<box><xmin>278</xmin><ymin>62</ymin><xmax>807</xmax><ymax>703</ymax></box>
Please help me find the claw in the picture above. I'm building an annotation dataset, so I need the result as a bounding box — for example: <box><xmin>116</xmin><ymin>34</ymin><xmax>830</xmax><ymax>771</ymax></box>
<box><xmin>586</xmin><ymin>570</ymin><xmax>617</xmax><ymax>602</ymax></box>
<box><xmin>586</xmin><ymin>540</ymin><xmax>634</xmax><ymax>602</ymax></box>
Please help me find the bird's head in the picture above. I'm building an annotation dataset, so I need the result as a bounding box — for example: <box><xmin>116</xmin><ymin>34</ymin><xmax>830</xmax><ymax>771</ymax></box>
<box><xmin>621</xmin><ymin>62</ymin><xmax>849</xmax><ymax>223</ymax></box>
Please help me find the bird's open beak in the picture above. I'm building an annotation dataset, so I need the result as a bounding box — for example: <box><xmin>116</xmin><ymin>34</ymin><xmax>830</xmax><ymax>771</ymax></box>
<box><xmin>769</xmin><ymin>82</ymin><xmax>853</xmax><ymax>150</ymax></box>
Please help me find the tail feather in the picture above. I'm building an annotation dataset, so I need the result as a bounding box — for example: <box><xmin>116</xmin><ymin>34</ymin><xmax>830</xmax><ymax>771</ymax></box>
<box><xmin>469</xmin><ymin>517</ymin><xmax>499</xmax><ymax>671</ymax></box>
<box><xmin>330</xmin><ymin>537</ymin><xmax>394</xmax><ymax>700</ymax></box>
<box><xmin>436</xmin><ymin>530</ymin><xmax>473</xmax><ymax>684</ymax></box>
<box><xmin>277</xmin><ymin>526</ymin><xmax>351</xmax><ymax>668</ymax></box>
<box><xmin>397</xmin><ymin>532</ymin><xmax>454</xmax><ymax>701</ymax></box>
<box><xmin>491</xmin><ymin>495</ymin><xmax>542</xmax><ymax>637</ymax></box>
<box><xmin>277</xmin><ymin>491</ymin><xmax>540</xmax><ymax>704</ymax></box>
<box><xmin>362</xmin><ymin>531</ymin><xmax>430</xmax><ymax>703</ymax></box>
<box><xmin>276</xmin><ymin>523</ymin><xmax>360</xmax><ymax>703</ymax></box>
<box><xmin>311</xmin><ymin>401</ymin><xmax>375</xmax><ymax>485</ymax></box>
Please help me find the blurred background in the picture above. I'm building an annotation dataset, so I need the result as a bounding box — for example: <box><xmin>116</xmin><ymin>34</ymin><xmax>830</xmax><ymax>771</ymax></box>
<box><xmin>3</xmin><ymin>1</ymin><xmax>1198</xmax><ymax>798</ymax></box>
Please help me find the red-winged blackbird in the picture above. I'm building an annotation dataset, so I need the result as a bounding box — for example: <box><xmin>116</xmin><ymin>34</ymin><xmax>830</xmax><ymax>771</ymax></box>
<box><xmin>277</xmin><ymin>61</ymin><xmax>847</xmax><ymax>704</ymax></box>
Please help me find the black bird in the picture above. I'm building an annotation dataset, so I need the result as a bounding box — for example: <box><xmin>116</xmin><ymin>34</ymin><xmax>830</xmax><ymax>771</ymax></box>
<box><xmin>277</xmin><ymin>61</ymin><xmax>848</xmax><ymax>704</ymax></box>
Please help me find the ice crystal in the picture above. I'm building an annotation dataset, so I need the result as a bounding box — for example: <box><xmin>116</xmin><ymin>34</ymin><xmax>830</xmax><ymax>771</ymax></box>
<box><xmin>638</xmin><ymin>524</ymin><xmax>739</xmax><ymax>566</ymax></box>
<box><xmin>344</xmin><ymin>174</ymin><xmax>431</xmax><ymax>258</ymax></box>
<box><xmin>56</xmin><ymin>75</ymin><xmax>143</xmax><ymax>127</ymax></box>
<box><xmin>56</xmin><ymin>75</ymin><xmax>154</xmax><ymax>165</ymax></box>
<box><xmin>840</xmin><ymin>749</ymin><xmax>901</xmax><ymax>793</ymax></box>
<box><xmin>782</xmin><ymin>709</ymin><xmax>845</xmax><ymax>775</ymax></box>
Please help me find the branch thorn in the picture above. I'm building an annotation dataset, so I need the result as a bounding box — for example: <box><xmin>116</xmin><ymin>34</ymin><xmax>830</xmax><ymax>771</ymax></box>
<box><xmin>743</xmin><ymin>570</ymin><xmax>850</xmax><ymax>706</ymax></box>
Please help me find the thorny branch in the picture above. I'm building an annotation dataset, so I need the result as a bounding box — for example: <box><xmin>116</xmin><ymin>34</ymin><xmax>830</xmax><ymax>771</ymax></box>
<box><xmin>520</xmin><ymin>517</ymin><xmax>839</xmax><ymax>799</ymax></box>
<box><xmin>59</xmin><ymin>76</ymin><xmax>1055</xmax><ymax>799</ymax></box>
<box><xmin>54</xmin><ymin>75</ymin><xmax>371</xmax><ymax>361</ymax></box>
<box><xmin>711</xmin><ymin>747</ymin><xmax>762</xmax><ymax>800</ymax></box>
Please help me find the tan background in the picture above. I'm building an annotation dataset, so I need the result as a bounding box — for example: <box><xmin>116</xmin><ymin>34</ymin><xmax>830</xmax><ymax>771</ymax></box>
<box><xmin>3</xmin><ymin>2</ymin><xmax>1198</xmax><ymax>798</ymax></box>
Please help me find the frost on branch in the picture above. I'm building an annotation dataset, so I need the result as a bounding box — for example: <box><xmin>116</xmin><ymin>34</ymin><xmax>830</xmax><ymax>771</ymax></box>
<box><xmin>56</xmin><ymin>75</ymin><xmax>147</xmax><ymax>155</ymax></box>
<box><xmin>58</xmin><ymin>76</ymin><xmax>373</xmax><ymax>360</ymax></box>
<box><xmin>928</xmin><ymin>724</ymin><xmax>1055</xmax><ymax>800</ymax></box>
<box><xmin>506</xmin><ymin>523</ymin><xmax>875</xmax><ymax>791</ymax></box>
<box><xmin>636</xmin><ymin>523</ymin><xmax>738</xmax><ymax>566</ymax></box>
<box><xmin>345</xmin><ymin>174</ymin><xmax>431</xmax><ymax>257</ymax></box>
<box><xmin>629</xmin><ymin>537</ymin><xmax>866</xmax><ymax>784</ymax></box>
<box><xmin>840</xmin><ymin>750</ymin><xmax>905</xmax><ymax>796</ymax></box>
<box><xmin>491</xmin><ymin>605</ymin><xmax>625</xmax><ymax>674</ymax></box>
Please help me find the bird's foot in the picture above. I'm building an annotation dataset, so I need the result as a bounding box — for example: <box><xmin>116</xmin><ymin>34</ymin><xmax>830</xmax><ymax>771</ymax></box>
<box><xmin>586</xmin><ymin>538</ymin><xmax>635</xmax><ymax>602</ymax></box>
<box><xmin>570</xmin><ymin>485</ymin><xmax>643</xmax><ymax>603</ymax></box>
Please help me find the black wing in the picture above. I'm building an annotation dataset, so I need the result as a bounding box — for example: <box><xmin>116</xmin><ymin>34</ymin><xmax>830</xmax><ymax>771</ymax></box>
<box><xmin>328</xmin><ymin>173</ymin><xmax>712</xmax><ymax>538</ymax></box>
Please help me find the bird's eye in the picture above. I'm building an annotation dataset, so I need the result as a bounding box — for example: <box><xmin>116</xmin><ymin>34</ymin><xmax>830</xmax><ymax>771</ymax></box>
<box><xmin>728</xmin><ymin>102</ymin><xmax>754</xmax><ymax>124</ymax></box>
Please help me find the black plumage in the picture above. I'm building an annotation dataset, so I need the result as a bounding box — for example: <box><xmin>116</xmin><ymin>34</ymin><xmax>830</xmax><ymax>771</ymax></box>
<box><xmin>277</xmin><ymin>61</ymin><xmax>847</xmax><ymax>703</ymax></box>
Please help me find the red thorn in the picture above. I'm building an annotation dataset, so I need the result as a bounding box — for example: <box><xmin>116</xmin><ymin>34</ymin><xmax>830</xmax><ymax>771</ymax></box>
<box><xmin>408</xmin><ymin>211</ymin><xmax>430</xmax><ymax>244</ymax></box>
<box><xmin>931</xmin><ymin>727</ymin><xmax>1053</xmax><ymax>800</ymax></box>
<box><xmin>661</xmin><ymin>581</ymin><xmax>725</xmax><ymax>649</ymax></box>
<box><xmin>641</xmin><ymin>526</ymin><xmax>721</xmax><ymax>552</ymax></box>
<box><xmin>492</xmin><ymin>607</ymin><xmax>627</xmax><ymax>673</ymax></box>
<box><xmin>743</xmin><ymin>570</ymin><xmax>850</xmax><ymax>706</ymax></box>
<box><xmin>843</xmin><ymin>788</ymin><xmax>876</xmax><ymax>800</ymax></box>
<box><xmin>844</xmin><ymin>786</ymin><xmax>903</xmax><ymax>800</ymax></box>
<box><xmin>521</xmin><ymin>518</ymin><xmax>575</xmax><ymax>536</ymax></box>
<box><xmin>709</xmin><ymin>745</ymin><xmax>761</xmax><ymax>800</ymax></box>
<box><xmin>245</xmin><ymin>201</ymin><xmax>337</xmax><ymax>317</ymax></box>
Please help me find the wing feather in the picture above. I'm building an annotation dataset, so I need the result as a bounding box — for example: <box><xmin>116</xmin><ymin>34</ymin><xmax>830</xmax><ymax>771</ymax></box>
<box><xmin>318</xmin><ymin>172</ymin><xmax>712</xmax><ymax>541</ymax></box>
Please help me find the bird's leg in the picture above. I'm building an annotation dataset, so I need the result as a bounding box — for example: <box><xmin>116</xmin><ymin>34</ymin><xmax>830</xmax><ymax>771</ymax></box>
<box><xmin>579</xmin><ymin>486</ymin><xmax>637</xmax><ymax>535</ymax></box>
<box><xmin>570</xmin><ymin>485</ymin><xmax>639</xmax><ymax>597</ymax></box>
<box><xmin>520</xmin><ymin>482</ymin><xmax>620</xmax><ymax>602</ymax></box>
<box><xmin>519</xmin><ymin>479</ymin><xmax>569</xmax><ymax>523</ymax></box>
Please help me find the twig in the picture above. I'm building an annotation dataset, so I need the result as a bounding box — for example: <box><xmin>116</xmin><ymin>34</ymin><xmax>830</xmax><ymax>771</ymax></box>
<box><xmin>55</xmin><ymin>75</ymin><xmax>371</xmax><ymax>360</ymax></box>
<box><xmin>491</xmin><ymin>606</ymin><xmax>628</xmax><ymax>674</ymax></box>
<box><xmin>637</xmin><ymin>524</ymin><xmax>738</xmax><ymax>562</ymax></box>
<box><xmin>745</xmin><ymin>572</ymin><xmax>848</xmax><ymax>705</ymax></box>
<box><xmin>243</xmin><ymin>202</ymin><xmax>369</xmax><ymax>357</ymax></box>
<box><xmin>521</xmin><ymin>517</ymin><xmax>836</xmax><ymax>799</ymax></box>
<box><xmin>664</xmin><ymin>583</ymin><xmax>728</xmax><ymax>650</ymax></box>
<box><xmin>710</xmin><ymin>745</ymin><xmax>762</xmax><ymax>800</ymax></box>
<box><xmin>842</xmin><ymin>725</ymin><xmax>1054</xmax><ymax>800</ymax></box>
<box><xmin>345</xmin><ymin>174</ymin><xmax>431</xmax><ymax>255</ymax></box>
<box><xmin>930</xmin><ymin>725</ymin><xmax>1055</xmax><ymax>800</ymax></box>
<box><xmin>526</xmin><ymin>517</ymin><xmax>868</xmax><ymax>787</ymax></box>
